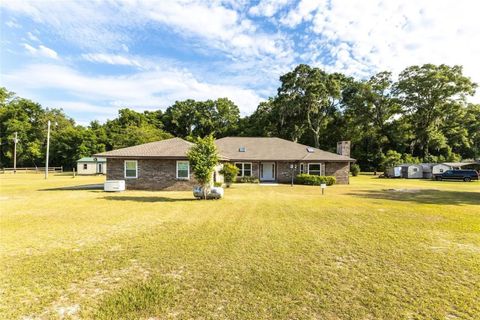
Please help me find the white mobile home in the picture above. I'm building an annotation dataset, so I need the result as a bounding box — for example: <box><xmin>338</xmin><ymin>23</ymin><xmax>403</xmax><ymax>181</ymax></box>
<box><xmin>400</xmin><ymin>164</ymin><xmax>423</xmax><ymax>179</ymax></box>
<box><xmin>76</xmin><ymin>157</ymin><xmax>107</xmax><ymax>175</ymax></box>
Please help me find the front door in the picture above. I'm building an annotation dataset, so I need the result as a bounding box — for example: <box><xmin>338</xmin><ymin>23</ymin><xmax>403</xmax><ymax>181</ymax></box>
<box><xmin>98</xmin><ymin>163</ymin><xmax>102</xmax><ymax>174</ymax></box>
<box><xmin>260</xmin><ymin>162</ymin><xmax>275</xmax><ymax>181</ymax></box>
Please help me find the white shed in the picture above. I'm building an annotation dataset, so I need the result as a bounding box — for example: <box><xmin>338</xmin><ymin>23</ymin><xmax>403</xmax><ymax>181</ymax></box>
<box><xmin>77</xmin><ymin>157</ymin><xmax>107</xmax><ymax>175</ymax></box>
<box><xmin>420</xmin><ymin>164</ymin><xmax>433</xmax><ymax>179</ymax></box>
<box><xmin>400</xmin><ymin>164</ymin><xmax>423</xmax><ymax>179</ymax></box>
<box><xmin>385</xmin><ymin>166</ymin><xmax>402</xmax><ymax>178</ymax></box>
<box><xmin>431</xmin><ymin>164</ymin><xmax>452</xmax><ymax>177</ymax></box>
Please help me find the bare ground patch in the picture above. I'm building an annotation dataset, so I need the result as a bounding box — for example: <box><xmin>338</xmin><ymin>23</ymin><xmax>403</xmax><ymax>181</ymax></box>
<box><xmin>21</xmin><ymin>260</ymin><xmax>151</xmax><ymax>319</ymax></box>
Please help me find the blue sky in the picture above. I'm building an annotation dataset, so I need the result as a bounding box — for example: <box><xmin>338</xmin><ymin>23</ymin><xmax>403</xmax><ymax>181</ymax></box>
<box><xmin>1</xmin><ymin>0</ymin><xmax>479</xmax><ymax>125</ymax></box>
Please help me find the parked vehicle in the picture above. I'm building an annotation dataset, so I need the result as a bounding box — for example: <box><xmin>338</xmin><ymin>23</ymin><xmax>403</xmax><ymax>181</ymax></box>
<box><xmin>193</xmin><ymin>186</ymin><xmax>224</xmax><ymax>199</ymax></box>
<box><xmin>435</xmin><ymin>170</ymin><xmax>479</xmax><ymax>182</ymax></box>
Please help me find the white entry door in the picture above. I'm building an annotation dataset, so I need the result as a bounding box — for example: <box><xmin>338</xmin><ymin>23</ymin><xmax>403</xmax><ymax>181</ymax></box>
<box><xmin>260</xmin><ymin>162</ymin><xmax>275</xmax><ymax>181</ymax></box>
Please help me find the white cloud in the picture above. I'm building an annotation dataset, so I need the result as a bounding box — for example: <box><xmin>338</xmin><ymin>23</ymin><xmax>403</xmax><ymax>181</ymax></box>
<box><xmin>2</xmin><ymin>63</ymin><xmax>264</xmax><ymax>121</ymax></box>
<box><xmin>280</xmin><ymin>0</ymin><xmax>321</xmax><ymax>27</ymax></box>
<box><xmin>49</xmin><ymin>101</ymin><xmax>120</xmax><ymax>125</ymax></box>
<box><xmin>5</xmin><ymin>19</ymin><xmax>21</xmax><ymax>28</ymax></box>
<box><xmin>27</xmin><ymin>31</ymin><xmax>39</xmax><ymax>42</ymax></box>
<box><xmin>249</xmin><ymin>0</ymin><xmax>291</xmax><ymax>18</ymax></box>
<box><xmin>82</xmin><ymin>53</ymin><xmax>142</xmax><ymax>68</ymax></box>
<box><xmin>1</xmin><ymin>0</ymin><xmax>130</xmax><ymax>50</ymax></box>
<box><xmin>285</xmin><ymin>0</ymin><xmax>480</xmax><ymax>95</ymax></box>
<box><xmin>2</xmin><ymin>0</ymin><xmax>293</xmax><ymax>61</ymax></box>
<box><xmin>23</xmin><ymin>43</ymin><xmax>58</xmax><ymax>59</ymax></box>
<box><xmin>137</xmin><ymin>1</ymin><xmax>292</xmax><ymax>59</ymax></box>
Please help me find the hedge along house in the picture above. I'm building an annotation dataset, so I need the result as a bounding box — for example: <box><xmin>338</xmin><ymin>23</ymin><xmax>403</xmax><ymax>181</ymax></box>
<box><xmin>95</xmin><ymin>137</ymin><xmax>355</xmax><ymax>190</ymax></box>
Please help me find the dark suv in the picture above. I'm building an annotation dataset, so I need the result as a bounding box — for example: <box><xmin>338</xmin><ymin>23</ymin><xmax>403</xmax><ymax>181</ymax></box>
<box><xmin>436</xmin><ymin>170</ymin><xmax>479</xmax><ymax>182</ymax></box>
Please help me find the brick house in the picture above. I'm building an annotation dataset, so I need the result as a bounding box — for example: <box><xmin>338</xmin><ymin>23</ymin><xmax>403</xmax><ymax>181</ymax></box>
<box><xmin>95</xmin><ymin>137</ymin><xmax>354</xmax><ymax>190</ymax></box>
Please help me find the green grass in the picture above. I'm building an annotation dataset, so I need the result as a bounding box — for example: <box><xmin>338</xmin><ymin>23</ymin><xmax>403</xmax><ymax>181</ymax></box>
<box><xmin>1</xmin><ymin>173</ymin><xmax>479</xmax><ymax>319</ymax></box>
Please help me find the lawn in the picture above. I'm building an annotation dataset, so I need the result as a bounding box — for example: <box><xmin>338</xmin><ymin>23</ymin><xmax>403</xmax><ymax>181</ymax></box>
<box><xmin>0</xmin><ymin>173</ymin><xmax>479</xmax><ymax>319</ymax></box>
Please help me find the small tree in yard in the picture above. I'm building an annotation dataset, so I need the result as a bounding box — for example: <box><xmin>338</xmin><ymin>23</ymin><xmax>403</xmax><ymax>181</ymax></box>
<box><xmin>220</xmin><ymin>163</ymin><xmax>239</xmax><ymax>187</ymax></box>
<box><xmin>350</xmin><ymin>164</ymin><xmax>360</xmax><ymax>176</ymax></box>
<box><xmin>187</xmin><ymin>135</ymin><xmax>219</xmax><ymax>199</ymax></box>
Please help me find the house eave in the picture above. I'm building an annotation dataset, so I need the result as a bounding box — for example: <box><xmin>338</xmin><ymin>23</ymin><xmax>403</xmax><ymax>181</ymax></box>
<box><xmin>95</xmin><ymin>155</ymin><xmax>230</xmax><ymax>161</ymax></box>
<box><xmin>221</xmin><ymin>158</ymin><xmax>355</xmax><ymax>162</ymax></box>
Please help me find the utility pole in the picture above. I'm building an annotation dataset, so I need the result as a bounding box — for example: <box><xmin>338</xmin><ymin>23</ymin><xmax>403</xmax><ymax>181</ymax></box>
<box><xmin>13</xmin><ymin>132</ymin><xmax>18</xmax><ymax>174</ymax></box>
<box><xmin>45</xmin><ymin>120</ymin><xmax>51</xmax><ymax>179</ymax></box>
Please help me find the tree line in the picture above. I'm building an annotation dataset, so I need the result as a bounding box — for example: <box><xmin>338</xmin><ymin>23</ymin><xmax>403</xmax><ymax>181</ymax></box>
<box><xmin>1</xmin><ymin>63</ymin><xmax>478</xmax><ymax>171</ymax></box>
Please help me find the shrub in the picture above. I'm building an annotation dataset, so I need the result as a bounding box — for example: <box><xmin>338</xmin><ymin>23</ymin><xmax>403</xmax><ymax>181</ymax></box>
<box><xmin>295</xmin><ymin>174</ymin><xmax>336</xmax><ymax>186</ymax></box>
<box><xmin>237</xmin><ymin>176</ymin><xmax>259</xmax><ymax>183</ymax></box>
<box><xmin>213</xmin><ymin>182</ymin><xmax>223</xmax><ymax>187</ymax></box>
<box><xmin>219</xmin><ymin>163</ymin><xmax>239</xmax><ymax>187</ymax></box>
<box><xmin>350</xmin><ymin>164</ymin><xmax>360</xmax><ymax>176</ymax></box>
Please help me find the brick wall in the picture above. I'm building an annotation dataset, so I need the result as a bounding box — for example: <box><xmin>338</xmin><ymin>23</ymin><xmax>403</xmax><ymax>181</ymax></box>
<box><xmin>276</xmin><ymin>161</ymin><xmax>297</xmax><ymax>183</ymax></box>
<box><xmin>325</xmin><ymin>162</ymin><xmax>350</xmax><ymax>184</ymax></box>
<box><xmin>106</xmin><ymin>158</ymin><xmax>350</xmax><ymax>190</ymax></box>
<box><xmin>107</xmin><ymin>158</ymin><xmax>197</xmax><ymax>191</ymax></box>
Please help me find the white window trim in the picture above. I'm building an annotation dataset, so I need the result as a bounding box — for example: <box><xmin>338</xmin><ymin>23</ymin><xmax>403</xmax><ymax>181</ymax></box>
<box><xmin>176</xmin><ymin>160</ymin><xmax>190</xmax><ymax>180</ymax></box>
<box><xmin>307</xmin><ymin>163</ymin><xmax>322</xmax><ymax>175</ymax></box>
<box><xmin>124</xmin><ymin>160</ymin><xmax>138</xmax><ymax>179</ymax></box>
<box><xmin>234</xmin><ymin>162</ymin><xmax>253</xmax><ymax>177</ymax></box>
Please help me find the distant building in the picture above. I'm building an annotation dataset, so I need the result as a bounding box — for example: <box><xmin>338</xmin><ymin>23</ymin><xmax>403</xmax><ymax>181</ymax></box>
<box><xmin>385</xmin><ymin>166</ymin><xmax>402</xmax><ymax>178</ymax></box>
<box><xmin>76</xmin><ymin>157</ymin><xmax>107</xmax><ymax>175</ymax></box>
<box><xmin>399</xmin><ymin>164</ymin><xmax>423</xmax><ymax>179</ymax></box>
<box><xmin>431</xmin><ymin>164</ymin><xmax>452</xmax><ymax>177</ymax></box>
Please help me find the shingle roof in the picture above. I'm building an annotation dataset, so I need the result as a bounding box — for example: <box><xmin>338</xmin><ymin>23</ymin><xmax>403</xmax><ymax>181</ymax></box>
<box><xmin>94</xmin><ymin>138</ymin><xmax>194</xmax><ymax>159</ymax></box>
<box><xmin>95</xmin><ymin>137</ymin><xmax>355</xmax><ymax>162</ymax></box>
<box><xmin>215</xmin><ymin>137</ymin><xmax>354</xmax><ymax>161</ymax></box>
<box><xmin>77</xmin><ymin>157</ymin><xmax>106</xmax><ymax>163</ymax></box>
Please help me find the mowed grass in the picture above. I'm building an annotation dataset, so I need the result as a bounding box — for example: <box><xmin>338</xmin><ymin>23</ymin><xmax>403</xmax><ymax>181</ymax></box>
<box><xmin>0</xmin><ymin>174</ymin><xmax>479</xmax><ymax>319</ymax></box>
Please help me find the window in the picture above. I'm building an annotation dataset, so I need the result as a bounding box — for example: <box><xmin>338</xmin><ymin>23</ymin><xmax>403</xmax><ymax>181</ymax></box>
<box><xmin>176</xmin><ymin>161</ymin><xmax>190</xmax><ymax>180</ymax></box>
<box><xmin>83</xmin><ymin>164</ymin><xmax>88</xmax><ymax>170</ymax></box>
<box><xmin>235</xmin><ymin>162</ymin><xmax>252</xmax><ymax>177</ymax></box>
<box><xmin>124</xmin><ymin>160</ymin><xmax>138</xmax><ymax>178</ymax></box>
<box><xmin>413</xmin><ymin>168</ymin><xmax>418</xmax><ymax>172</ymax></box>
<box><xmin>308</xmin><ymin>163</ymin><xmax>321</xmax><ymax>176</ymax></box>
<box><xmin>239</xmin><ymin>147</ymin><xmax>246</xmax><ymax>152</ymax></box>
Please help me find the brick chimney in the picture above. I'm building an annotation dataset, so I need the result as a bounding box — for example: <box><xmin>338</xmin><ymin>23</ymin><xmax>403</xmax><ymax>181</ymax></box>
<box><xmin>337</xmin><ymin>141</ymin><xmax>351</xmax><ymax>157</ymax></box>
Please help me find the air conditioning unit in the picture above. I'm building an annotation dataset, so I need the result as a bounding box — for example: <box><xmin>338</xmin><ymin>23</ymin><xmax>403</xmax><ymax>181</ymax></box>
<box><xmin>104</xmin><ymin>180</ymin><xmax>125</xmax><ymax>192</ymax></box>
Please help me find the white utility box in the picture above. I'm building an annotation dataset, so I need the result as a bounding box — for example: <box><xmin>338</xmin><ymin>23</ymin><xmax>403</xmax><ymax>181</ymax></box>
<box><xmin>104</xmin><ymin>180</ymin><xmax>126</xmax><ymax>192</ymax></box>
